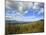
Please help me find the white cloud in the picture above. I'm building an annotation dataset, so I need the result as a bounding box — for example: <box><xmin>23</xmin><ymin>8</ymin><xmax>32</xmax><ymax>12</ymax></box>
<box><xmin>33</xmin><ymin>2</ymin><xmax>40</xmax><ymax>10</ymax></box>
<box><xmin>37</xmin><ymin>8</ymin><xmax>44</xmax><ymax>14</ymax></box>
<box><xmin>24</xmin><ymin>11</ymin><xmax>28</xmax><ymax>14</ymax></box>
<box><xmin>5</xmin><ymin>15</ymin><xmax>43</xmax><ymax>22</ymax></box>
<box><xmin>5</xmin><ymin>0</ymin><xmax>44</xmax><ymax>22</ymax></box>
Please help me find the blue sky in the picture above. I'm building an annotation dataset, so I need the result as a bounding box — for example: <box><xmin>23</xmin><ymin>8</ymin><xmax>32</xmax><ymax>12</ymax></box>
<box><xmin>5</xmin><ymin>0</ymin><xmax>44</xmax><ymax>22</ymax></box>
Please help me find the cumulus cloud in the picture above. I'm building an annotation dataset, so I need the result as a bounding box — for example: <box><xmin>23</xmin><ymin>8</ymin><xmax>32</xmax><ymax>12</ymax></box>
<box><xmin>6</xmin><ymin>1</ymin><xmax>33</xmax><ymax>12</ymax></box>
<box><xmin>5</xmin><ymin>0</ymin><xmax>44</xmax><ymax>22</ymax></box>
<box><xmin>6</xmin><ymin>16</ymin><xmax>43</xmax><ymax>22</ymax></box>
<box><xmin>37</xmin><ymin>8</ymin><xmax>44</xmax><ymax>14</ymax></box>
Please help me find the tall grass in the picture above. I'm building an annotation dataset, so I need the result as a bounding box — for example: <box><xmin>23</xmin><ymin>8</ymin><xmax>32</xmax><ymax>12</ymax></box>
<box><xmin>5</xmin><ymin>20</ymin><xmax>44</xmax><ymax>34</ymax></box>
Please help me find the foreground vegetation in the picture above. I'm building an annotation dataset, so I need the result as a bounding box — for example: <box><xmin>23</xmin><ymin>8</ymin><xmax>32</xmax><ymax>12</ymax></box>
<box><xmin>5</xmin><ymin>20</ymin><xmax>44</xmax><ymax>35</ymax></box>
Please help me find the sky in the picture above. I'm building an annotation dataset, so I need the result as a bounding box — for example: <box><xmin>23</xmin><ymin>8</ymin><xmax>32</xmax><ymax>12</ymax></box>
<box><xmin>5</xmin><ymin>0</ymin><xmax>44</xmax><ymax>22</ymax></box>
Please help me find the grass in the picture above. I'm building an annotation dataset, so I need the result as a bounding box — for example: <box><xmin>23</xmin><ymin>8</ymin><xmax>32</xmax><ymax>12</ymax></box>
<box><xmin>5</xmin><ymin>20</ymin><xmax>44</xmax><ymax>35</ymax></box>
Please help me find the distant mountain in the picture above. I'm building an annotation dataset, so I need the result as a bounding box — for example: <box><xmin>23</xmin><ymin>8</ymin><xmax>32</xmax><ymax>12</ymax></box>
<box><xmin>5</xmin><ymin>20</ymin><xmax>25</xmax><ymax>23</ymax></box>
<box><xmin>40</xmin><ymin>19</ymin><xmax>44</xmax><ymax>21</ymax></box>
<box><xmin>5</xmin><ymin>19</ymin><xmax>44</xmax><ymax>24</ymax></box>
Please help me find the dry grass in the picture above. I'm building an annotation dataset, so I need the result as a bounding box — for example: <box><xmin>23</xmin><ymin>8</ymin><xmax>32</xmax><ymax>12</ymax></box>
<box><xmin>5</xmin><ymin>20</ymin><xmax>44</xmax><ymax>35</ymax></box>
